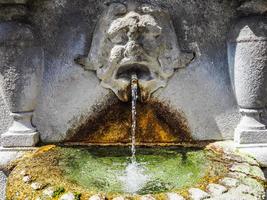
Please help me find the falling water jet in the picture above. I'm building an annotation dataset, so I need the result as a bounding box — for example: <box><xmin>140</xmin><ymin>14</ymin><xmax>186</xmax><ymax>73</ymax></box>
<box><xmin>118</xmin><ymin>73</ymin><xmax>150</xmax><ymax>194</ymax></box>
<box><xmin>131</xmin><ymin>73</ymin><xmax>138</xmax><ymax>163</ymax></box>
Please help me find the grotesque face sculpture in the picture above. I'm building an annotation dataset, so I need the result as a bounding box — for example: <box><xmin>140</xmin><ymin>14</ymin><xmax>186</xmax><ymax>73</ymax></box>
<box><xmin>76</xmin><ymin>2</ymin><xmax>194</xmax><ymax>101</ymax></box>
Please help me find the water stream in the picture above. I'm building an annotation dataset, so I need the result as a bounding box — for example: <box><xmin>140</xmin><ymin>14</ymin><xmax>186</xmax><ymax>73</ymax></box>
<box><xmin>119</xmin><ymin>74</ymin><xmax>150</xmax><ymax>194</ymax></box>
<box><xmin>131</xmin><ymin>73</ymin><xmax>138</xmax><ymax>162</ymax></box>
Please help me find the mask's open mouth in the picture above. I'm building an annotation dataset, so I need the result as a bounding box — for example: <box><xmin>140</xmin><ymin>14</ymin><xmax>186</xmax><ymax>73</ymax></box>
<box><xmin>116</xmin><ymin>64</ymin><xmax>152</xmax><ymax>81</ymax></box>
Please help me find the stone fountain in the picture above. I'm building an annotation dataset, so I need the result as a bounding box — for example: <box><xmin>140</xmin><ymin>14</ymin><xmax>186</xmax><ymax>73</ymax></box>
<box><xmin>0</xmin><ymin>0</ymin><xmax>266</xmax><ymax>199</ymax></box>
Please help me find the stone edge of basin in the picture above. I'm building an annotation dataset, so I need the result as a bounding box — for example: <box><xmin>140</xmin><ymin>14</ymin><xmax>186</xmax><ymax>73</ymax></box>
<box><xmin>3</xmin><ymin>141</ymin><xmax>266</xmax><ymax>200</ymax></box>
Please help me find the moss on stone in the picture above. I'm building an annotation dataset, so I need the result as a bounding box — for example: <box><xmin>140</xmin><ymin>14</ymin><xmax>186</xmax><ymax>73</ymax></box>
<box><xmin>5</xmin><ymin>144</ymin><xmax>266</xmax><ymax>200</ymax></box>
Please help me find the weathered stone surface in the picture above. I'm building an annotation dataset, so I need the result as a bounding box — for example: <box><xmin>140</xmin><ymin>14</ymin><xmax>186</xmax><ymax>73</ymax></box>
<box><xmin>140</xmin><ymin>194</ymin><xmax>156</xmax><ymax>200</ymax></box>
<box><xmin>0</xmin><ymin>0</ymin><xmax>266</xmax><ymax>198</ymax></box>
<box><xmin>207</xmin><ymin>183</ymin><xmax>227</xmax><ymax>196</ymax></box>
<box><xmin>227</xmin><ymin>16</ymin><xmax>267</xmax><ymax>166</ymax></box>
<box><xmin>230</xmin><ymin>163</ymin><xmax>265</xmax><ymax>180</ymax></box>
<box><xmin>0</xmin><ymin>0</ymin><xmax>239</xmax><ymax>144</ymax></box>
<box><xmin>188</xmin><ymin>188</ymin><xmax>210</xmax><ymax>200</ymax></box>
<box><xmin>88</xmin><ymin>194</ymin><xmax>105</xmax><ymax>200</ymax></box>
<box><xmin>31</xmin><ymin>182</ymin><xmax>43</xmax><ymax>190</ymax></box>
<box><xmin>238</xmin><ymin>0</ymin><xmax>267</xmax><ymax>15</ymax></box>
<box><xmin>0</xmin><ymin>0</ymin><xmax>27</xmax><ymax>3</ymax></box>
<box><xmin>238</xmin><ymin>146</ymin><xmax>267</xmax><ymax>167</ymax></box>
<box><xmin>0</xmin><ymin>149</ymin><xmax>25</xmax><ymax>173</ymax></box>
<box><xmin>0</xmin><ymin>171</ymin><xmax>6</xmax><ymax>200</ymax></box>
<box><xmin>76</xmin><ymin>2</ymin><xmax>194</xmax><ymax>102</ymax></box>
<box><xmin>112</xmin><ymin>196</ymin><xmax>125</xmax><ymax>200</ymax></box>
<box><xmin>1</xmin><ymin>130</ymin><xmax>39</xmax><ymax>147</ymax></box>
<box><xmin>59</xmin><ymin>192</ymin><xmax>75</xmax><ymax>200</ymax></box>
<box><xmin>219</xmin><ymin>177</ymin><xmax>239</xmax><ymax>187</ymax></box>
<box><xmin>0</xmin><ymin>21</ymin><xmax>44</xmax><ymax>147</ymax></box>
<box><xmin>42</xmin><ymin>187</ymin><xmax>55</xmax><ymax>198</ymax></box>
<box><xmin>22</xmin><ymin>175</ymin><xmax>31</xmax><ymax>183</ymax></box>
<box><xmin>166</xmin><ymin>192</ymin><xmax>185</xmax><ymax>200</ymax></box>
<box><xmin>4</xmin><ymin>143</ymin><xmax>266</xmax><ymax>200</ymax></box>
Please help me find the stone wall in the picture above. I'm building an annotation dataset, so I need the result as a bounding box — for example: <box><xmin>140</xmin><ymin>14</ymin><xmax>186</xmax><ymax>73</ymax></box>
<box><xmin>0</xmin><ymin>171</ymin><xmax>6</xmax><ymax>200</ymax></box>
<box><xmin>0</xmin><ymin>97</ymin><xmax>10</xmax><ymax>137</ymax></box>
<box><xmin>0</xmin><ymin>0</ymin><xmax>243</xmax><ymax>143</ymax></box>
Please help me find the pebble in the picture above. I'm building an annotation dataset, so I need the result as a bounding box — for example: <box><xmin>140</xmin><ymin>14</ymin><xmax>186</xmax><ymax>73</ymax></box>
<box><xmin>89</xmin><ymin>194</ymin><xmax>105</xmax><ymax>200</ymax></box>
<box><xmin>188</xmin><ymin>188</ymin><xmax>210</xmax><ymax>200</ymax></box>
<box><xmin>140</xmin><ymin>194</ymin><xmax>156</xmax><ymax>200</ymax></box>
<box><xmin>59</xmin><ymin>192</ymin><xmax>75</xmax><ymax>200</ymax></box>
<box><xmin>207</xmin><ymin>183</ymin><xmax>227</xmax><ymax>196</ymax></box>
<box><xmin>22</xmin><ymin>175</ymin><xmax>31</xmax><ymax>183</ymax></box>
<box><xmin>113</xmin><ymin>196</ymin><xmax>125</xmax><ymax>200</ymax></box>
<box><xmin>20</xmin><ymin>170</ymin><xmax>27</xmax><ymax>176</ymax></box>
<box><xmin>43</xmin><ymin>186</ymin><xmax>55</xmax><ymax>197</ymax></box>
<box><xmin>31</xmin><ymin>182</ymin><xmax>43</xmax><ymax>190</ymax></box>
<box><xmin>166</xmin><ymin>192</ymin><xmax>185</xmax><ymax>200</ymax></box>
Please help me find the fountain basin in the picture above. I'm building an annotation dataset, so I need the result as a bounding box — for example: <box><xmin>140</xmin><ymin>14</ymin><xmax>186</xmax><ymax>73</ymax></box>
<box><xmin>5</xmin><ymin>142</ymin><xmax>266</xmax><ymax>200</ymax></box>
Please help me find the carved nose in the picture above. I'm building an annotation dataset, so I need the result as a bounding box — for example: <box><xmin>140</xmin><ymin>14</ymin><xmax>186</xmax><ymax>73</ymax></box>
<box><xmin>124</xmin><ymin>40</ymin><xmax>143</xmax><ymax>58</ymax></box>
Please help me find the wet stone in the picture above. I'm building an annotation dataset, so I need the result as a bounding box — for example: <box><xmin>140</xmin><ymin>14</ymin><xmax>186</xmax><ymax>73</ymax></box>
<box><xmin>166</xmin><ymin>192</ymin><xmax>185</xmax><ymax>200</ymax></box>
<box><xmin>227</xmin><ymin>171</ymin><xmax>246</xmax><ymax>179</ymax></box>
<box><xmin>207</xmin><ymin>183</ymin><xmax>227</xmax><ymax>196</ymax></box>
<box><xmin>43</xmin><ymin>187</ymin><xmax>55</xmax><ymax>197</ymax></box>
<box><xmin>140</xmin><ymin>194</ymin><xmax>156</xmax><ymax>200</ymax></box>
<box><xmin>219</xmin><ymin>177</ymin><xmax>239</xmax><ymax>187</ymax></box>
<box><xmin>31</xmin><ymin>182</ymin><xmax>43</xmax><ymax>190</ymax></box>
<box><xmin>20</xmin><ymin>170</ymin><xmax>27</xmax><ymax>176</ymax></box>
<box><xmin>22</xmin><ymin>175</ymin><xmax>31</xmax><ymax>183</ymax></box>
<box><xmin>112</xmin><ymin>197</ymin><xmax>125</xmax><ymax>200</ymax></box>
<box><xmin>59</xmin><ymin>192</ymin><xmax>75</xmax><ymax>200</ymax></box>
<box><xmin>5</xmin><ymin>144</ymin><xmax>266</xmax><ymax>200</ymax></box>
<box><xmin>209</xmin><ymin>191</ymin><xmax>258</xmax><ymax>200</ymax></box>
<box><xmin>188</xmin><ymin>188</ymin><xmax>210</xmax><ymax>200</ymax></box>
<box><xmin>230</xmin><ymin>164</ymin><xmax>265</xmax><ymax>179</ymax></box>
<box><xmin>233</xmin><ymin>183</ymin><xmax>265</xmax><ymax>199</ymax></box>
<box><xmin>88</xmin><ymin>194</ymin><xmax>105</xmax><ymax>200</ymax></box>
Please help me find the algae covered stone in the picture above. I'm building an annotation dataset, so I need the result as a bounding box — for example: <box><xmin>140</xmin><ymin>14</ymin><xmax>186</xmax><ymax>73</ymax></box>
<box><xmin>5</xmin><ymin>143</ymin><xmax>266</xmax><ymax>200</ymax></box>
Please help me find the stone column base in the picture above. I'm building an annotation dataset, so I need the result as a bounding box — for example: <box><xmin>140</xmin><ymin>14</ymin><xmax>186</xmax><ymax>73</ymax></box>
<box><xmin>233</xmin><ymin>109</ymin><xmax>267</xmax><ymax>167</ymax></box>
<box><xmin>0</xmin><ymin>112</ymin><xmax>40</xmax><ymax>147</ymax></box>
<box><xmin>235</xmin><ymin>128</ymin><xmax>267</xmax><ymax>144</ymax></box>
<box><xmin>1</xmin><ymin>132</ymin><xmax>39</xmax><ymax>147</ymax></box>
<box><xmin>235</xmin><ymin>127</ymin><xmax>267</xmax><ymax>167</ymax></box>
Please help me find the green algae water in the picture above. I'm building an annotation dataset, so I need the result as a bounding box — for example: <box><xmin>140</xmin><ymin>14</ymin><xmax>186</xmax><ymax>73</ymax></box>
<box><xmin>58</xmin><ymin>146</ymin><xmax>209</xmax><ymax>195</ymax></box>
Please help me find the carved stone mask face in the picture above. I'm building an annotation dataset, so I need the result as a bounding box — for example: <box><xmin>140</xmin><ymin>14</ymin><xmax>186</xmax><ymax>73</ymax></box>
<box><xmin>76</xmin><ymin>2</ymin><xmax>194</xmax><ymax>101</ymax></box>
